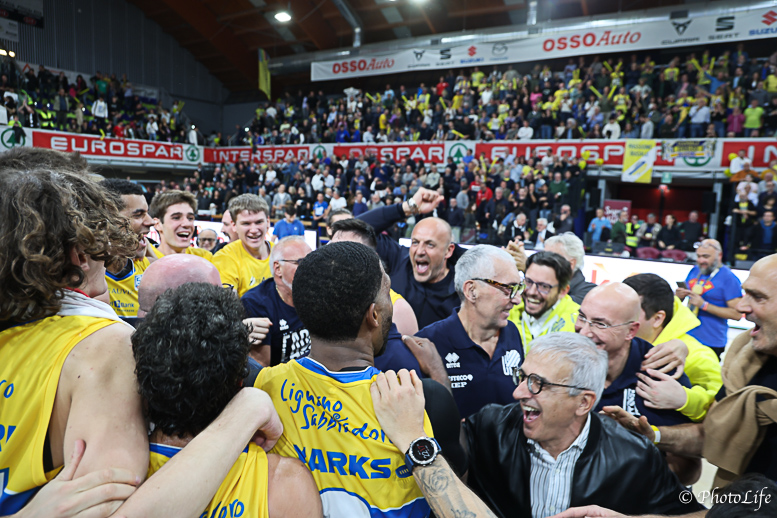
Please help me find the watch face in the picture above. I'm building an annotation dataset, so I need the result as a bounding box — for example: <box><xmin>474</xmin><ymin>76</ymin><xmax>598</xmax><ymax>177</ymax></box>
<box><xmin>411</xmin><ymin>439</ymin><xmax>436</xmax><ymax>462</ymax></box>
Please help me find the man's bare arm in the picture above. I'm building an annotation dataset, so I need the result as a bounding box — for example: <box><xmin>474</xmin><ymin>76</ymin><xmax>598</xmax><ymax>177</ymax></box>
<box><xmin>371</xmin><ymin>369</ymin><xmax>495</xmax><ymax>518</ymax></box>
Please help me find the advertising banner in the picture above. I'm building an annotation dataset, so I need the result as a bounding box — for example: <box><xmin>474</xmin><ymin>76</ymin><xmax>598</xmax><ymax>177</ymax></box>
<box><xmin>312</xmin><ymin>7</ymin><xmax>777</xmax><ymax>81</ymax></box>
<box><xmin>603</xmin><ymin>199</ymin><xmax>632</xmax><ymax>224</ymax></box>
<box><xmin>32</xmin><ymin>130</ymin><xmax>188</xmax><ymax>161</ymax></box>
<box><xmin>621</xmin><ymin>139</ymin><xmax>657</xmax><ymax>183</ymax></box>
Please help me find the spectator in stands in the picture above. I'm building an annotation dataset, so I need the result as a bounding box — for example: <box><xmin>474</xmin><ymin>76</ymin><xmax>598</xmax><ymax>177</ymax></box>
<box><xmin>603</xmin><ymin>115</ymin><xmax>621</xmax><ymax>139</ymax></box>
<box><xmin>351</xmin><ymin>190</ymin><xmax>369</xmax><ymax>216</ymax></box>
<box><xmin>587</xmin><ymin>208</ymin><xmax>611</xmax><ymax>243</ymax></box>
<box><xmin>517</xmin><ymin>119</ymin><xmax>533</xmax><ymax>140</ymax></box>
<box><xmin>503</xmin><ymin>212</ymin><xmax>531</xmax><ymax>245</ymax></box>
<box><xmin>444</xmin><ymin>197</ymin><xmax>465</xmax><ymax>243</ymax></box>
<box><xmin>551</xmin><ymin>204</ymin><xmax>574</xmax><ymax>234</ymax></box>
<box><xmin>688</xmin><ymin>99</ymin><xmax>710</xmax><ymax>138</ymax></box>
<box><xmin>462</xmin><ymin>333</ymin><xmax>703</xmax><ymax>518</ymax></box>
<box><xmin>636</xmin><ymin>213</ymin><xmax>661</xmax><ymax>248</ymax></box>
<box><xmin>676</xmin><ymin>239</ymin><xmax>742</xmax><ymax>356</ymax></box>
<box><xmin>544</xmin><ymin>233</ymin><xmax>595</xmax><ymax>305</ymax></box>
<box><xmin>197</xmin><ymin>228</ymin><xmax>219</xmax><ymax>253</ymax></box>
<box><xmin>272</xmin><ymin>206</ymin><xmax>306</xmax><ymax>241</ymax></box>
<box><xmin>744</xmin><ymin>98</ymin><xmax>765</xmax><ymax>137</ymax></box>
<box><xmin>531</xmin><ymin>218</ymin><xmax>553</xmax><ymax>250</ymax></box>
<box><xmin>656</xmin><ymin>214</ymin><xmax>681</xmax><ymax>251</ymax></box>
<box><xmin>742</xmin><ymin>210</ymin><xmax>777</xmax><ymax>260</ymax></box>
<box><xmin>416</xmin><ymin>245</ymin><xmax>524</xmax><ymax>417</ymax></box>
<box><xmin>679</xmin><ymin>211</ymin><xmax>703</xmax><ymax>251</ymax></box>
<box><xmin>312</xmin><ymin>192</ymin><xmax>329</xmax><ymax>224</ymax></box>
<box><xmin>271</xmin><ymin>184</ymin><xmax>291</xmax><ymax>219</ymax></box>
<box><xmin>611</xmin><ymin>210</ymin><xmax>628</xmax><ymax>245</ymax></box>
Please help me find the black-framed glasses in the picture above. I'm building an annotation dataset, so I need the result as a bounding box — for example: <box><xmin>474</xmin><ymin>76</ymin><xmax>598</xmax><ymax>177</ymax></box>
<box><xmin>512</xmin><ymin>368</ymin><xmax>591</xmax><ymax>395</ymax></box>
<box><xmin>574</xmin><ymin>313</ymin><xmax>635</xmax><ymax>331</ymax></box>
<box><xmin>279</xmin><ymin>259</ymin><xmax>304</xmax><ymax>266</ymax></box>
<box><xmin>524</xmin><ymin>277</ymin><xmax>558</xmax><ymax>296</ymax></box>
<box><xmin>472</xmin><ymin>278</ymin><xmax>524</xmax><ymax>299</ymax></box>
<box><xmin>222</xmin><ymin>283</ymin><xmax>235</xmax><ymax>292</ymax></box>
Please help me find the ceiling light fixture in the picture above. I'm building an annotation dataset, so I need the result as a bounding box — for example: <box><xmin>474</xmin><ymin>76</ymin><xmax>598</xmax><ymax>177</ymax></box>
<box><xmin>275</xmin><ymin>11</ymin><xmax>291</xmax><ymax>22</ymax></box>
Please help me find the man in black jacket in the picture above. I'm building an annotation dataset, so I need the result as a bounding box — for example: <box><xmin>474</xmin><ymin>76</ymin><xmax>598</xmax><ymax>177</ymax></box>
<box><xmin>463</xmin><ymin>333</ymin><xmax>703</xmax><ymax>518</ymax></box>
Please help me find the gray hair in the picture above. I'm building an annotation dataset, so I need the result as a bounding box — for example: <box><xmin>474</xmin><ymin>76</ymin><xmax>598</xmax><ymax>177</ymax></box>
<box><xmin>528</xmin><ymin>332</ymin><xmax>608</xmax><ymax>406</ymax></box>
<box><xmin>545</xmin><ymin>232</ymin><xmax>585</xmax><ymax>272</ymax></box>
<box><xmin>454</xmin><ymin>245</ymin><xmax>515</xmax><ymax>301</ymax></box>
<box><xmin>269</xmin><ymin>235</ymin><xmax>308</xmax><ymax>266</ymax></box>
<box><xmin>537</xmin><ymin>218</ymin><xmax>548</xmax><ymax>226</ymax></box>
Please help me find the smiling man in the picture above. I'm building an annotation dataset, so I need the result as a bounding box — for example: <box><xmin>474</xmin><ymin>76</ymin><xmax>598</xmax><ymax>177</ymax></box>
<box><xmin>416</xmin><ymin>245</ymin><xmax>525</xmax><ymax>417</ymax></box>
<box><xmin>213</xmin><ymin>194</ymin><xmax>274</xmax><ymax>297</ymax></box>
<box><xmin>148</xmin><ymin>190</ymin><xmax>213</xmax><ymax>261</ymax></box>
<box><xmin>462</xmin><ymin>333</ymin><xmax>703</xmax><ymax>518</ymax></box>
<box><xmin>508</xmin><ymin>251</ymin><xmax>579</xmax><ymax>350</ymax></box>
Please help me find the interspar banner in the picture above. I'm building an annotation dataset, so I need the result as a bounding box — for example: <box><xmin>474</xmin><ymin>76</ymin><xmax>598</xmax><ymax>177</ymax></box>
<box><xmin>312</xmin><ymin>7</ymin><xmax>777</xmax><ymax>81</ymax></box>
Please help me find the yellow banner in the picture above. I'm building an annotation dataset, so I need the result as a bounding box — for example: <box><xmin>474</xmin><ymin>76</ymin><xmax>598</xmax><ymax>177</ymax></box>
<box><xmin>621</xmin><ymin>139</ymin><xmax>656</xmax><ymax>184</ymax></box>
<box><xmin>258</xmin><ymin>49</ymin><xmax>271</xmax><ymax>100</ymax></box>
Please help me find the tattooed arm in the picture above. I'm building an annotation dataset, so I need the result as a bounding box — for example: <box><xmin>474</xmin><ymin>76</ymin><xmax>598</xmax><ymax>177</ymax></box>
<box><xmin>370</xmin><ymin>369</ymin><xmax>497</xmax><ymax>518</ymax></box>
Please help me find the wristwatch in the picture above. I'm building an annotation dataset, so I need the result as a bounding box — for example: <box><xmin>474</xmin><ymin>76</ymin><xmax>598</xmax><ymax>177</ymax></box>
<box><xmin>404</xmin><ymin>436</ymin><xmax>441</xmax><ymax>470</ymax></box>
<box><xmin>406</xmin><ymin>198</ymin><xmax>420</xmax><ymax>215</ymax></box>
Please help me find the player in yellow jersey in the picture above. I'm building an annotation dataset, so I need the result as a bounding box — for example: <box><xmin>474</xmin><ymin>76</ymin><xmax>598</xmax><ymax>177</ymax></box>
<box><xmin>255</xmin><ymin>242</ymin><xmax>466</xmax><ymax>517</ymax></box>
<box><xmin>214</xmin><ymin>194</ymin><xmax>274</xmax><ymax>296</ymax></box>
<box><xmin>133</xmin><ymin>282</ymin><xmax>321</xmax><ymax>518</ymax></box>
<box><xmin>97</xmin><ymin>179</ymin><xmax>156</xmax><ymax>321</ymax></box>
<box><xmin>148</xmin><ymin>190</ymin><xmax>213</xmax><ymax>261</ymax></box>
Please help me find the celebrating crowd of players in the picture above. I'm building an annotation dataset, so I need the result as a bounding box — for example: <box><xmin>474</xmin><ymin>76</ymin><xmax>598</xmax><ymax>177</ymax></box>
<box><xmin>2</xmin><ymin>147</ymin><xmax>777</xmax><ymax>518</ymax></box>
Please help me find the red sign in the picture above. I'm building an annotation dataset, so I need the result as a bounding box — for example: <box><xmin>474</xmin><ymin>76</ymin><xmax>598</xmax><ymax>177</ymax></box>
<box><xmin>333</xmin><ymin>143</ymin><xmax>446</xmax><ymax>164</ymax></box>
<box><xmin>542</xmin><ymin>31</ymin><xmax>641</xmax><ymax>52</ymax></box>
<box><xmin>33</xmin><ymin>131</ymin><xmax>184</xmax><ymax>160</ymax></box>
<box><xmin>475</xmin><ymin>141</ymin><xmax>628</xmax><ymax>165</ymax></box>
<box><xmin>203</xmin><ymin>145</ymin><xmax>311</xmax><ymax>164</ymax></box>
<box><xmin>721</xmin><ymin>140</ymin><xmax>777</xmax><ymax>169</ymax></box>
<box><xmin>603</xmin><ymin>199</ymin><xmax>632</xmax><ymax>224</ymax></box>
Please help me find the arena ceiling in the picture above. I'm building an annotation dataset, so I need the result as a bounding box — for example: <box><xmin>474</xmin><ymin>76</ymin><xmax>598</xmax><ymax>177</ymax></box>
<box><xmin>127</xmin><ymin>0</ymin><xmax>686</xmax><ymax>93</ymax></box>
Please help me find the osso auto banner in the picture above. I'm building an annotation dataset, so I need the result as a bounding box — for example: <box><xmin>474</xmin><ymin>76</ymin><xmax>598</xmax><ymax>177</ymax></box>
<box><xmin>312</xmin><ymin>7</ymin><xmax>777</xmax><ymax>81</ymax></box>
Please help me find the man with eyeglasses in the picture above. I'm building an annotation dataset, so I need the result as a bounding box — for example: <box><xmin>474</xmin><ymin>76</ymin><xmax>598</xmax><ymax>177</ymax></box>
<box><xmin>197</xmin><ymin>228</ymin><xmax>219</xmax><ymax>253</ymax></box>
<box><xmin>242</xmin><ymin>236</ymin><xmax>312</xmax><ymax>366</ymax></box>
<box><xmin>576</xmin><ymin>282</ymin><xmax>701</xmax><ymax>486</ymax></box>
<box><xmin>509</xmin><ymin>251</ymin><xmax>579</xmax><ymax>351</ymax></box>
<box><xmin>461</xmin><ymin>333</ymin><xmax>702</xmax><ymax>518</ymax></box>
<box><xmin>416</xmin><ymin>245</ymin><xmax>526</xmax><ymax>417</ymax></box>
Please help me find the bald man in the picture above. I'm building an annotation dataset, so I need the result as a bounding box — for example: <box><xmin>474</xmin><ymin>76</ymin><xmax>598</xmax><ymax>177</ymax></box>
<box><xmin>137</xmin><ymin>254</ymin><xmax>271</xmax><ymax>347</ymax></box>
<box><xmin>576</xmin><ymin>283</ymin><xmax>695</xmax><ymax>428</ymax></box>
<box><xmin>358</xmin><ymin>187</ymin><xmax>465</xmax><ymax>328</ymax></box>
<box><xmin>676</xmin><ymin>238</ymin><xmax>742</xmax><ymax>356</ymax></box>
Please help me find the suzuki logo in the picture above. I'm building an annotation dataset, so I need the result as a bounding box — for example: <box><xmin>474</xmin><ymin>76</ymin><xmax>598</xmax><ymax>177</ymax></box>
<box><xmin>671</xmin><ymin>20</ymin><xmax>691</xmax><ymax>35</ymax></box>
<box><xmin>413</xmin><ymin>50</ymin><xmax>425</xmax><ymax>61</ymax></box>
<box><xmin>763</xmin><ymin>10</ymin><xmax>777</xmax><ymax>25</ymax></box>
<box><xmin>467</xmin><ymin>46</ymin><xmax>477</xmax><ymax>57</ymax></box>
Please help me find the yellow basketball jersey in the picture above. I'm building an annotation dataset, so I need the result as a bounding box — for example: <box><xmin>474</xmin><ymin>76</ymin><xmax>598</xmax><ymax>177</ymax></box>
<box><xmin>106</xmin><ymin>257</ymin><xmax>150</xmax><ymax>318</ymax></box>
<box><xmin>255</xmin><ymin>357</ymin><xmax>432</xmax><ymax>518</ymax></box>
<box><xmin>150</xmin><ymin>244</ymin><xmax>214</xmax><ymax>262</ymax></box>
<box><xmin>148</xmin><ymin>442</ymin><xmax>270</xmax><ymax>518</ymax></box>
<box><xmin>389</xmin><ymin>289</ymin><xmax>403</xmax><ymax>306</ymax></box>
<box><xmin>0</xmin><ymin>315</ymin><xmax>116</xmax><ymax>514</ymax></box>
<box><xmin>213</xmin><ymin>240</ymin><xmax>273</xmax><ymax>297</ymax></box>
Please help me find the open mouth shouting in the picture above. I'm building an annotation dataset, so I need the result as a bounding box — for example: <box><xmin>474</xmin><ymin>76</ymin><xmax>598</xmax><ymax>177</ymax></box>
<box><xmin>521</xmin><ymin>402</ymin><xmax>541</xmax><ymax>425</ymax></box>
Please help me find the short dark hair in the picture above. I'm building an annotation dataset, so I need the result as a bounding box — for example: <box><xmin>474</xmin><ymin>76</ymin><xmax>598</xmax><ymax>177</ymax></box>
<box><xmin>132</xmin><ymin>282</ymin><xmax>249</xmax><ymax>438</ymax></box>
<box><xmin>293</xmin><ymin>241</ymin><xmax>382</xmax><ymax>341</ymax></box>
<box><xmin>330</xmin><ymin>218</ymin><xmax>378</xmax><ymax>249</ymax></box>
<box><xmin>623</xmin><ymin>273</ymin><xmax>674</xmax><ymax>323</ymax></box>
<box><xmin>526</xmin><ymin>251</ymin><xmax>573</xmax><ymax>289</ymax></box>
<box><xmin>285</xmin><ymin>205</ymin><xmax>296</xmax><ymax>217</ymax></box>
<box><xmin>706</xmin><ymin>474</ymin><xmax>777</xmax><ymax>518</ymax></box>
<box><xmin>101</xmin><ymin>179</ymin><xmax>144</xmax><ymax>209</ymax></box>
<box><xmin>327</xmin><ymin>208</ymin><xmax>352</xmax><ymax>227</ymax></box>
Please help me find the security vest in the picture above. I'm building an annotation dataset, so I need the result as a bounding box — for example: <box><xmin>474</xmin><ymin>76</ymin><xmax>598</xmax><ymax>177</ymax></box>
<box><xmin>509</xmin><ymin>295</ymin><xmax>580</xmax><ymax>353</ymax></box>
<box><xmin>625</xmin><ymin>222</ymin><xmax>640</xmax><ymax>247</ymax></box>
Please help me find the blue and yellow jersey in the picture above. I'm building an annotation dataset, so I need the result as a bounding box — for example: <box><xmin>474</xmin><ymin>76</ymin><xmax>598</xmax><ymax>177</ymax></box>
<box><xmin>213</xmin><ymin>240</ymin><xmax>273</xmax><ymax>297</ymax></box>
<box><xmin>150</xmin><ymin>244</ymin><xmax>213</xmax><ymax>263</ymax></box>
<box><xmin>255</xmin><ymin>357</ymin><xmax>433</xmax><ymax>518</ymax></box>
<box><xmin>0</xmin><ymin>315</ymin><xmax>117</xmax><ymax>514</ymax></box>
<box><xmin>148</xmin><ymin>442</ymin><xmax>270</xmax><ymax>518</ymax></box>
<box><xmin>106</xmin><ymin>257</ymin><xmax>150</xmax><ymax>318</ymax></box>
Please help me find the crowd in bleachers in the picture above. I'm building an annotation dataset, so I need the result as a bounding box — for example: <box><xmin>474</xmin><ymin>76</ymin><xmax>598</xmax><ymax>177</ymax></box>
<box><xmin>233</xmin><ymin>43</ymin><xmax>777</xmax><ymax>146</ymax></box>
<box><xmin>1</xmin><ymin>60</ymin><xmax>191</xmax><ymax>142</ymax></box>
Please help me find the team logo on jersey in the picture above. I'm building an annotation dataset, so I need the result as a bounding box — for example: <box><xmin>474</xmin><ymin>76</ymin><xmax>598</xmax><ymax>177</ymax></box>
<box><xmin>134</xmin><ymin>274</ymin><xmax>143</xmax><ymax>290</ymax></box>
<box><xmin>501</xmin><ymin>349</ymin><xmax>523</xmax><ymax>376</ymax></box>
<box><xmin>445</xmin><ymin>352</ymin><xmax>460</xmax><ymax>369</ymax></box>
<box><xmin>249</xmin><ymin>276</ymin><xmax>256</xmax><ymax>287</ymax></box>
<box><xmin>623</xmin><ymin>388</ymin><xmax>641</xmax><ymax>417</ymax></box>
<box><xmin>279</xmin><ymin>319</ymin><xmax>289</xmax><ymax>331</ymax></box>
<box><xmin>551</xmin><ymin>317</ymin><xmax>566</xmax><ymax>332</ymax></box>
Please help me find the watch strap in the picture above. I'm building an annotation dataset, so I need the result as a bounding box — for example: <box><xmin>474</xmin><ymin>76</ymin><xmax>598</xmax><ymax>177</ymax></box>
<box><xmin>404</xmin><ymin>436</ymin><xmax>441</xmax><ymax>470</ymax></box>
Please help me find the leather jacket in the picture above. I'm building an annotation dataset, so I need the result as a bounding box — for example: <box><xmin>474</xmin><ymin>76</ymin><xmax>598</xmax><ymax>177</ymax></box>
<box><xmin>463</xmin><ymin>404</ymin><xmax>704</xmax><ymax>517</ymax></box>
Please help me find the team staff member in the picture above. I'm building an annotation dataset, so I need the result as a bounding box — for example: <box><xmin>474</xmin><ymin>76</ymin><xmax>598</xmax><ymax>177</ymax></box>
<box><xmin>544</xmin><ymin>233</ymin><xmax>596</xmax><ymax>305</ymax></box>
<box><xmin>416</xmin><ymin>245</ymin><xmax>525</xmax><ymax>417</ymax></box>
<box><xmin>254</xmin><ymin>242</ymin><xmax>464</xmax><ymax>517</ymax></box>
<box><xmin>134</xmin><ymin>283</ymin><xmax>322</xmax><ymax>518</ymax></box>
<box><xmin>214</xmin><ymin>194</ymin><xmax>274</xmax><ymax>297</ymax></box>
<box><xmin>148</xmin><ymin>190</ymin><xmax>213</xmax><ymax>261</ymax></box>
<box><xmin>509</xmin><ymin>252</ymin><xmax>579</xmax><ymax>350</ymax></box>
<box><xmin>242</xmin><ymin>236</ymin><xmax>312</xmax><ymax>366</ymax></box>
<box><xmin>676</xmin><ymin>239</ymin><xmax>742</xmax><ymax>355</ymax></box>
<box><xmin>98</xmin><ymin>179</ymin><xmax>156</xmax><ymax>320</ymax></box>
<box><xmin>623</xmin><ymin>274</ymin><xmax>722</xmax><ymax>422</ymax></box>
